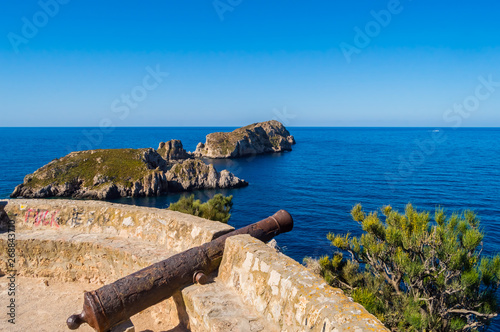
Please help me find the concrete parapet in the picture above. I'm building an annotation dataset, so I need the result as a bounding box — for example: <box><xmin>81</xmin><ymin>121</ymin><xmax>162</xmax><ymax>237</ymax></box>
<box><xmin>217</xmin><ymin>235</ymin><xmax>388</xmax><ymax>331</ymax></box>
<box><xmin>1</xmin><ymin>198</ymin><xmax>234</xmax><ymax>252</ymax></box>
<box><xmin>0</xmin><ymin>199</ymin><xmax>388</xmax><ymax>331</ymax></box>
<box><xmin>0</xmin><ymin>198</ymin><xmax>234</xmax><ymax>331</ymax></box>
<box><xmin>0</xmin><ymin>226</ymin><xmax>180</xmax><ymax>330</ymax></box>
<box><xmin>0</xmin><ymin>229</ymin><xmax>175</xmax><ymax>283</ymax></box>
<box><xmin>182</xmin><ymin>277</ymin><xmax>281</xmax><ymax>332</ymax></box>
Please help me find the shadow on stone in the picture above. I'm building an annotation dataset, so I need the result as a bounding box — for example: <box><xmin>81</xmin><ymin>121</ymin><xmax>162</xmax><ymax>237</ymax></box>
<box><xmin>162</xmin><ymin>324</ymin><xmax>191</xmax><ymax>332</ymax></box>
<box><xmin>0</xmin><ymin>201</ymin><xmax>8</xmax><ymax>234</ymax></box>
<box><xmin>171</xmin><ymin>291</ymin><xmax>191</xmax><ymax>332</ymax></box>
<box><xmin>139</xmin><ymin>326</ymin><xmax>189</xmax><ymax>332</ymax></box>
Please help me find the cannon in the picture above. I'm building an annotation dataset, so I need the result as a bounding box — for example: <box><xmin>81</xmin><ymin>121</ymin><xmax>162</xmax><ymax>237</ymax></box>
<box><xmin>67</xmin><ymin>210</ymin><xmax>293</xmax><ymax>332</ymax></box>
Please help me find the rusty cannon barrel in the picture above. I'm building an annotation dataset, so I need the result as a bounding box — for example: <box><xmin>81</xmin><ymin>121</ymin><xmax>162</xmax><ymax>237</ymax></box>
<box><xmin>67</xmin><ymin>209</ymin><xmax>293</xmax><ymax>332</ymax></box>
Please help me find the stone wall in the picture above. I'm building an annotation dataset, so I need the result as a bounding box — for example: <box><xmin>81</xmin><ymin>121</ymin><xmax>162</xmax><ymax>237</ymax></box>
<box><xmin>0</xmin><ymin>199</ymin><xmax>387</xmax><ymax>331</ymax></box>
<box><xmin>215</xmin><ymin>235</ymin><xmax>387</xmax><ymax>331</ymax></box>
<box><xmin>0</xmin><ymin>199</ymin><xmax>234</xmax><ymax>331</ymax></box>
<box><xmin>1</xmin><ymin>198</ymin><xmax>233</xmax><ymax>252</ymax></box>
<box><xmin>0</xmin><ymin>229</ymin><xmax>176</xmax><ymax>284</ymax></box>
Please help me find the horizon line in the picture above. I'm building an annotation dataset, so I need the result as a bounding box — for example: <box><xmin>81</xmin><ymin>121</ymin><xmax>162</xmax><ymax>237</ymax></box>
<box><xmin>1</xmin><ymin>126</ymin><xmax>500</xmax><ymax>129</ymax></box>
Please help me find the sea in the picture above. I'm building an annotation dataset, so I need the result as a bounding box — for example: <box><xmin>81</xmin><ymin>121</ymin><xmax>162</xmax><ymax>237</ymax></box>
<box><xmin>1</xmin><ymin>127</ymin><xmax>500</xmax><ymax>328</ymax></box>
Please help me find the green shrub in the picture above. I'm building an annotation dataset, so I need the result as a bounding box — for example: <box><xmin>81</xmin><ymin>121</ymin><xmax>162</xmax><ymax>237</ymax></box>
<box><xmin>311</xmin><ymin>203</ymin><xmax>500</xmax><ymax>331</ymax></box>
<box><xmin>168</xmin><ymin>194</ymin><xmax>233</xmax><ymax>223</ymax></box>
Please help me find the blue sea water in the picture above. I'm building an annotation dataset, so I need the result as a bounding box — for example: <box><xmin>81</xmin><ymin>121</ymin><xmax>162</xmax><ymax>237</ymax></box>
<box><xmin>1</xmin><ymin>127</ymin><xmax>500</xmax><ymax>328</ymax></box>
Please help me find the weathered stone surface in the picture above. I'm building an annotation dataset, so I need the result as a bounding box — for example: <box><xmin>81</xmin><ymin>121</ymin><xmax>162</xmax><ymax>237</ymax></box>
<box><xmin>0</xmin><ymin>277</ymin><xmax>96</xmax><ymax>332</ymax></box>
<box><xmin>157</xmin><ymin>139</ymin><xmax>193</xmax><ymax>161</ymax></box>
<box><xmin>2</xmin><ymin>199</ymin><xmax>233</xmax><ymax>252</ymax></box>
<box><xmin>0</xmin><ymin>276</ymin><xmax>180</xmax><ymax>332</ymax></box>
<box><xmin>0</xmin><ymin>227</ymin><xmax>180</xmax><ymax>331</ymax></box>
<box><xmin>194</xmin><ymin>120</ymin><xmax>296</xmax><ymax>158</ymax></box>
<box><xmin>183</xmin><ymin>279</ymin><xmax>280</xmax><ymax>332</ymax></box>
<box><xmin>0</xmin><ymin>228</ymin><xmax>176</xmax><ymax>283</ymax></box>
<box><xmin>218</xmin><ymin>235</ymin><xmax>389</xmax><ymax>332</ymax></box>
<box><xmin>0</xmin><ymin>199</ymin><xmax>386</xmax><ymax>332</ymax></box>
<box><xmin>0</xmin><ymin>198</ymin><xmax>232</xmax><ymax>332</ymax></box>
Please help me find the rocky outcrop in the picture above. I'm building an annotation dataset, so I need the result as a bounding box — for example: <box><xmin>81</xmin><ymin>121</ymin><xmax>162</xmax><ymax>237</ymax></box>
<box><xmin>166</xmin><ymin>159</ymin><xmax>247</xmax><ymax>191</ymax></box>
<box><xmin>157</xmin><ymin>139</ymin><xmax>192</xmax><ymax>161</ymax></box>
<box><xmin>10</xmin><ymin>121</ymin><xmax>296</xmax><ymax>199</ymax></box>
<box><xmin>11</xmin><ymin>149</ymin><xmax>168</xmax><ymax>199</ymax></box>
<box><xmin>194</xmin><ymin>120</ymin><xmax>296</xmax><ymax>158</ymax></box>
<box><xmin>11</xmin><ymin>148</ymin><xmax>246</xmax><ymax>200</ymax></box>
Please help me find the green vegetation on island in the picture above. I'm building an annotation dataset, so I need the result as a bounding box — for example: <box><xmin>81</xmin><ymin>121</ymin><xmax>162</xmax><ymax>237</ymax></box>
<box><xmin>23</xmin><ymin>149</ymin><xmax>155</xmax><ymax>189</ymax></box>
<box><xmin>306</xmin><ymin>204</ymin><xmax>500</xmax><ymax>331</ymax></box>
<box><xmin>168</xmin><ymin>194</ymin><xmax>233</xmax><ymax>223</ymax></box>
<box><xmin>10</xmin><ymin>138</ymin><xmax>249</xmax><ymax>200</ymax></box>
<box><xmin>11</xmin><ymin>120</ymin><xmax>295</xmax><ymax>199</ymax></box>
<box><xmin>10</xmin><ymin>148</ymin><xmax>169</xmax><ymax>199</ymax></box>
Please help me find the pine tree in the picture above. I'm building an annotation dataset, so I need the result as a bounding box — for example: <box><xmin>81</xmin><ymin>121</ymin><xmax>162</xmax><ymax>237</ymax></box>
<box><xmin>313</xmin><ymin>204</ymin><xmax>500</xmax><ymax>331</ymax></box>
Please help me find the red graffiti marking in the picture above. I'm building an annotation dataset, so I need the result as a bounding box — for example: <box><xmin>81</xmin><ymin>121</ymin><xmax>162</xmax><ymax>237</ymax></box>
<box><xmin>33</xmin><ymin>210</ymin><xmax>39</xmax><ymax>225</ymax></box>
<box><xmin>24</xmin><ymin>208</ymin><xmax>34</xmax><ymax>223</ymax></box>
<box><xmin>49</xmin><ymin>210</ymin><xmax>60</xmax><ymax>228</ymax></box>
<box><xmin>42</xmin><ymin>212</ymin><xmax>51</xmax><ymax>226</ymax></box>
<box><xmin>24</xmin><ymin>209</ymin><xmax>60</xmax><ymax>228</ymax></box>
<box><xmin>35</xmin><ymin>210</ymin><xmax>48</xmax><ymax>226</ymax></box>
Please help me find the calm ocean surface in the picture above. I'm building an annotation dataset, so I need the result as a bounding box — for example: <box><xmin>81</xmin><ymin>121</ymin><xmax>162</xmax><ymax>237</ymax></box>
<box><xmin>1</xmin><ymin>127</ymin><xmax>500</xmax><ymax>327</ymax></box>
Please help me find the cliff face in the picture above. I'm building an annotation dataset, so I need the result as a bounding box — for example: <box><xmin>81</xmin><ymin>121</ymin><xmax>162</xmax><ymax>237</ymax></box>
<box><xmin>194</xmin><ymin>120</ymin><xmax>296</xmax><ymax>159</ymax></box>
<box><xmin>157</xmin><ymin>139</ymin><xmax>192</xmax><ymax>161</ymax></box>
<box><xmin>166</xmin><ymin>159</ymin><xmax>247</xmax><ymax>191</ymax></box>
<box><xmin>11</xmin><ymin>144</ymin><xmax>246</xmax><ymax>200</ymax></box>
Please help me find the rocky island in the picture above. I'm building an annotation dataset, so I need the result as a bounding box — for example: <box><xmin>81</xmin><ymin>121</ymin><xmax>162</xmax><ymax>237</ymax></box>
<box><xmin>10</xmin><ymin>120</ymin><xmax>295</xmax><ymax>200</ymax></box>
<box><xmin>194</xmin><ymin>120</ymin><xmax>295</xmax><ymax>158</ymax></box>
<box><xmin>11</xmin><ymin>142</ymin><xmax>246</xmax><ymax>200</ymax></box>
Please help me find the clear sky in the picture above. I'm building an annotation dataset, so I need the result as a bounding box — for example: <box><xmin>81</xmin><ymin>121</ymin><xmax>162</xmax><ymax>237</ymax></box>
<box><xmin>1</xmin><ymin>0</ymin><xmax>500</xmax><ymax>127</ymax></box>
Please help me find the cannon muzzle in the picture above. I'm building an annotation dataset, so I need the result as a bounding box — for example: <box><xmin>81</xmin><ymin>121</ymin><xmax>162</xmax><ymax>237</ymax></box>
<box><xmin>67</xmin><ymin>210</ymin><xmax>293</xmax><ymax>331</ymax></box>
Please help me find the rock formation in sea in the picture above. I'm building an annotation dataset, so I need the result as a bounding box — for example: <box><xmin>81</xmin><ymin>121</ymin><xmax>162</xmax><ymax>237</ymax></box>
<box><xmin>193</xmin><ymin>120</ymin><xmax>296</xmax><ymax>158</ymax></box>
<box><xmin>10</xmin><ymin>121</ymin><xmax>296</xmax><ymax>199</ymax></box>
<box><xmin>157</xmin><ymin>139</ymin><xmax>192</xmax><ymax>161</ymax></box>
<box><xmin>166</xmin><ymin>159</ymin><xmax>247</xmax><ymax>191</ymax></box>
<box><xmin>10</xmin><ymin>142</ymin><xmax>247</xmax><ymax>200</ymax></box>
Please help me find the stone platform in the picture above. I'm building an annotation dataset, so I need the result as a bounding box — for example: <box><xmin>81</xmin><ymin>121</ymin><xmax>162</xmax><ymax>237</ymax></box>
<box><xmin>0</xmin><ymin>199</ymin><xmax>387</xmax><ymax>332</ymax></box>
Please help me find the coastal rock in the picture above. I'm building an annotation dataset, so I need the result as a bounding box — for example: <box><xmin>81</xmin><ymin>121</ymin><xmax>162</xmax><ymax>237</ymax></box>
<box><xmin>157</xmin><ymin>139</ymin><xmax>192</xmax><ymax>161</ymax></box>
<box><xmin>10</xmin><ymin>148</ymin><xmax>245</xmax><ymax>200</ymax></box>
<box><xmin>10</xmin><ymin>149</ymin><xmax>168</xmax><ymax>200</ymax></box>
<box><xmin>142</xmin><ymin>147</ymin><xmax>170</xmax><ymax>171</ymax></box>
<box><xmin>193</xmin><ymin>120</ymin><xmax>295</xmax><ymax>158</ymax></box>
<box><xmin>165</xmin><ymin>159</ymin><xmax>248</xmax><ymax>191</ymax></box>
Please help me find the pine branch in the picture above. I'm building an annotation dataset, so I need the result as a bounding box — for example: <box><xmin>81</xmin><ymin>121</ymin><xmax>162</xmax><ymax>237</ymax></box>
<box><xmin>447</xmin><ymin>308</ymin><xmax>497</xmax><ymax>318</ymax></box>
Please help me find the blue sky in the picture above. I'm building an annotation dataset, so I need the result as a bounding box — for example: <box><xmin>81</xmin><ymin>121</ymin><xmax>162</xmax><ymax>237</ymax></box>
<box><xmin>1</xmin><ymin>0</ymin><xmax>500</xmax><ymax>127</ymax></box>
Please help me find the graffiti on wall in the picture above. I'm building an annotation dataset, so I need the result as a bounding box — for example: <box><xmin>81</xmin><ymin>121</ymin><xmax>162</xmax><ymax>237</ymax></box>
<box><xmin>22</xmin><ymin>207</ymin><xmax>95</xmax><ymax>228</ymax></box>
<box><xmin>69</xmin><ymin>208</ymin><xmax>83</xmax><ymax>227</ymax></box>
<box><xmin>24</xmin><ymin>209</ymin><xmax>60</xmax><ymax>228</ymax></box>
